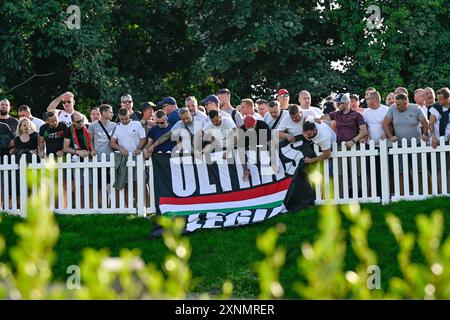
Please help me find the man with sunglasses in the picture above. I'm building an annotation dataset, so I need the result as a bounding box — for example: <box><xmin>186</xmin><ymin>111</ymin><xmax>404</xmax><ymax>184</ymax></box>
<box><xmin>47</xmin><ymin>91</ymin><xmax>88</xmax><ymax>126</ymax></box>
<box><xmin>276</xmin><ymin>89</ymin><xmax>290</xmax><ymax>110</ymax></box>
<box><xmin>63</xmin><ymin>112</ymin><xmax>92</xmax><ymax>159</ymax></box>
<box><xmin>144</xmin><ymin>110</ymin><xmax>176</xmax><ymax>157</ymax></box>
<box><xmin>119</xmin><ymin>94</ymin><xmax>141</xmax><ymax>122</ymax></box>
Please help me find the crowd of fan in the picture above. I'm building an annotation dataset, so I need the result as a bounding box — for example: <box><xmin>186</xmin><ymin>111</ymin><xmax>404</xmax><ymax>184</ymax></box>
<box><xmin>0</xmin><ymin>86</ymin><xmax>449</xmax><ymax>170</ymax></box>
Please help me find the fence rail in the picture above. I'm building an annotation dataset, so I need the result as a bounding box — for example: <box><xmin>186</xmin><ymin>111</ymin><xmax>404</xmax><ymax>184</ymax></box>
<box><xmin>1</xmin><ymin>138</ymin><xmax>449</xmax><ymax>216</ymax></box>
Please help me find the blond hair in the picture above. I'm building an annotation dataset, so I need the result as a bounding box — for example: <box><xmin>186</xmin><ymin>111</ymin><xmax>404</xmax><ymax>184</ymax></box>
<box><xmin>16</xmin><ymin>117</ymin><xmax>36</xmax><ymax>136</ymax></box>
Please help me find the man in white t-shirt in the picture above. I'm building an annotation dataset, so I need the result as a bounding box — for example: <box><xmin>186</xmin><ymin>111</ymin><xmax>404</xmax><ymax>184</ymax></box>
<box><xmin>202</xmin><ymin>109</ymin><xmax>237</xmax><ymax>158</ymax></box>
<box><xmin>363</xmin><ymin>90</ymin><xmax>389</xmax><ymax>145</ymax></box>
<box><xmin>265</xmin><ymin>100</ymin><xmax>289</xmax><ymax>129</ymax></box>
<box><xmin>185</xmin><ymin>96</ymin><xmax>208</xmax><ymax>124</ymax></box>
<box><xmin>429</xmin><ymin>87</ymin><xmax>450</xmax><ymax>148</ymax></box>
<box><xmin>47</xmin><ymin>91</ymin><xmax>88</xmax><ymax>126</ymax></box>
<box><xmin>217</xmin><ymin>88</ymin><xmax>244</xmax><ymax>127</ymax></box>
<box><xmin>256</xmin><ymin>99</ymin><xmax>270</xmax><ymax>120</ymax></box>
<box><xmin>302</xmin><ymin>121</ymin><xmax>335</xmax><ymax>164</ymax></box>
<box><xmin>298</xmin><ymin>90</ymin><xmax>323</xmax><ymax>118</ymax></box>
<box><xmin>18</xmin><ymin>105</ymin><xmax>45</xmax><ymax>131</ymax></box>
<box><xmin>276</xmin><ymin>104</ymin><xmax>314</xmax><ymax>142</ymax></box>
<box><xmin>241</xmin><ymin>98</ymin><xmax>264</xmax><ymax>121</ymax></box>
<box><xmin>110</xmin><ymin>108</ymin><xmax>147</xmax><ymax>156</ymax></box>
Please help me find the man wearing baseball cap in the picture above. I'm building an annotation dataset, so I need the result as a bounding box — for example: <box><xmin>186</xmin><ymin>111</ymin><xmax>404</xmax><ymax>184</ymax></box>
<box><xmin>200</xmin><ymin>94</ymin><xmax>233</xmax><ymax>123</ymax></box>
<box><xmin>350</xmin><ymin>94</ymin><xmax>364</xmax><ymax>114</ymax></box>
<box><xmin>158</xmin><ymin>96</ymin><xmax>180</xmax><ymax>126</ymax></box>
<box><xmin>240</xmin><ymin>115</ymin><xmax>272</xmax><ymax>148</ymax></box>
<box><xmin>140</xmin><ymin>101</ymin><xmax>157</xmax><ymax>131</ymax></box>
<box><xmin>321</xmin><ymin>93</ymin><xmax>367</xmax><ymax>147</ymax></box>
<box><xmin>276</xmin><ymin>89</ymin><xmax>290</xmax><ymax>110</ymax></box>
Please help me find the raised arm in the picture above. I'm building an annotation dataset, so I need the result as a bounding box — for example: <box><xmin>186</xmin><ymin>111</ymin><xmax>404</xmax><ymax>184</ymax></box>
<box><xmin>47</xmin><ymin>94</ymin><xmax>63</xmax><ymax>112</ymax></box>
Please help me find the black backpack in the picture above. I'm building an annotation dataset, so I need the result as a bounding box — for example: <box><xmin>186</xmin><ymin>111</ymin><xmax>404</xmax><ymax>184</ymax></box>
<box><xmin>430</xmin><ymin>103</ymin><xmax>450</xmax><ymax>137</ymax></box>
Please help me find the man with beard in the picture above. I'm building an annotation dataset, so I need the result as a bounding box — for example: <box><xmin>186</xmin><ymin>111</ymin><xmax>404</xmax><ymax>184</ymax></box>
<box><xmin>38</xmin><ymin>111</ymin><xmax>68</xmax><ymax>158</ymax></box>
<box><xmin>0</xmin><ymin>99</ymin><xmax>19</xmax><ymax>133</ymax></box>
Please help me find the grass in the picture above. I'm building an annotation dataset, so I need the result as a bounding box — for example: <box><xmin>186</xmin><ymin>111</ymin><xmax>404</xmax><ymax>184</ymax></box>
<box><xmin>1</xmin><ymin>197</ymin><xmax>449</xmax><ymax>298</ymax></box>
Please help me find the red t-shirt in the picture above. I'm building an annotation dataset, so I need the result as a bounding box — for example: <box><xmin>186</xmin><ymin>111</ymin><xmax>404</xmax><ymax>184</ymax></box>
<box><xmin>329</xmin><ymin>109</ymin><xmax>365</xmax><ymax>143</ymax></box>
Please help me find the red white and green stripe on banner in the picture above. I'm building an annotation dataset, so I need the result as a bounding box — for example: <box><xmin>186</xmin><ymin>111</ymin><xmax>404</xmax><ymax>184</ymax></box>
<box><xmin>159</xmin><ymin>177</ymin><xmax>292</xmax><ymax>216</ymax></box>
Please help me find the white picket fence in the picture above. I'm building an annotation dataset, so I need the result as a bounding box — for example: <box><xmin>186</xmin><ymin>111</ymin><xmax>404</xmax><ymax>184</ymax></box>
<box><xmin>314</xmin><ymin>137</ymin><xmax>450</xmax><ymax>205</ymax></box>
<box><xmin>0</xmin><ymin>138</ymin><xmax>449</xmax><ymax>216</ymax></box>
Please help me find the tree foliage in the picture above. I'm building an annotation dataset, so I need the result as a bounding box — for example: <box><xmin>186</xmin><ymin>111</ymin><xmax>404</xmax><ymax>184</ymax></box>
<box><xmin>0</xmin><ymin>0</ymin><xmax>449</xmax><ymax>115</ymax></box>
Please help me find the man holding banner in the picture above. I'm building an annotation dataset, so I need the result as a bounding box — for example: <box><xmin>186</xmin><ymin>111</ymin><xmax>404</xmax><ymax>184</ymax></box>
<box><xmin>150</xmin><ymin>109</ymin><xmax>316</xmax><ymax>235</ymax></box>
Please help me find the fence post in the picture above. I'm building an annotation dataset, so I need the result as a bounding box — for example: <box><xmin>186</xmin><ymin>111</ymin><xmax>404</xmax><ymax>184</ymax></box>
<box><xmin>379</xmin><ymin>139</ymin><xmax>390</xmax><ymax>205</ymax></box>
<box><xmin>19</xmin><ymin>155</ymin><xmax>28</xmax><ymax>216</ymax></box>
<box><xmin>148</xmin><ymin>156</ymin><xmax>156</xmax><ymax>214</ymax></box>
<box><xmin>136</xmin><ymin>153</ymin><xmax>146</xmax><ymax>217</ymax></box>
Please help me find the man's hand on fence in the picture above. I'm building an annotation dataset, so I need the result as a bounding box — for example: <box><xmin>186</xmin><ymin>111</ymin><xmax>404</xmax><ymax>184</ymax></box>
<box><xmin>56</xmin><ymin>150</ymin><xmax>64</xmax><ymax>157</ymax></box>
<box><xmin>345</xmin><ymin>140</ymin><xmax>354</xmax><ymax>148</ymax></box>
<box><xmin>389</xmin><ymin>136</ymin><xmax>399</xmax><ymax>142</ymax></box>
<box><xmin>431</xmin><ymin>136</ymin><xmax>439</xmax><ymax>149</ymax></box>
<box><xmin>119</xmin><ymin>148</ymin><xmax>129</xmax><ymax>156</ymax></box>
<box><xmin>79</xmin><ymin>150</ymin><xmax>90</xmax><ymax>158</ymax></box>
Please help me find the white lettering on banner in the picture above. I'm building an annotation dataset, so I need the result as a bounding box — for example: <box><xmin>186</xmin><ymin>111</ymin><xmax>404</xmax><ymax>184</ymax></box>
<box><xmin>170</xmin><ymin>156</ymin><xmax>196</xmax><ymax>197</ymax></box>
<box><xmin>223</xmin><ymin>212</ymin><xmax>240</xmax><ymax>227</ymax></box>
<box><xmin>186</xmin><ymin>214</ymin><xmax>203</xmax><ymax>232</ymax></box>
<box><xmin>184</xmin><ymin>208</ymin><xmax>284</xmax><ymax>232</ymax></box>
<box><xmin>217</xmin><ymin>163</ymin><xmax>232</xmax><ymax>192</ymax></box>
<box><xmin>247</xmin><ymin>163</ymin><xmax>262</xmax><ymax>186</ymax></box>
<box><xmin>260</xmin><ymin>150</ymin><xmax>275</xmax><ymax>184</ymax></box>
<box><xmin>203</xmin><ymin>213</ymin><xmax>223</xmax><ymax>228</ymax></box>
<box><xmin>252</xmin><ymin>209</ymin><xmax>269</xmax><ymax>223</ymax></box>
<box><xmin>268</xmin><ymin>205</ymin><xmax>284</xmax><ymax>218</ymax></box>
<box><xmin>235</xmin><ymin>210</ymin><xmax>252</xmax><ymax>225</ymax></box>
<box><xmin>196</xmin><ymin>157</ymin><xmax>217</xmax><ymax>194</ymax></box>
<box><xmin>169</xmin><ymin>145</ymin><xmax>301</xmax><ymax>197</ymax></box>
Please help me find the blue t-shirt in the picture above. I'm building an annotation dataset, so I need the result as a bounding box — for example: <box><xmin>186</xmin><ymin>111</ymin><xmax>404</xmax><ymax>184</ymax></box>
<box><xmin>147</xmin><ymin>124</ymin><xmax>176</xmax><ymax>153</ymax></box>
<box><xmin>167</xmin><ymin>110</ymin><xmax>180</xmax><ymax>126</ymax></box>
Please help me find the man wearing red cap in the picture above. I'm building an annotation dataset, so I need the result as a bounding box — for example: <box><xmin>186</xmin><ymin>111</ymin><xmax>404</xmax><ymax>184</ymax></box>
<box><xmin>240</xmin><ymin>115</ymin><xmax>272</xmax><ymax>146</ymax></box>
<box><xmin>276</xmin><ymin>89</ymin><xmax>290</xmax><ymax>110</ymax></box>
<box><xmin>239</xmin><ymin>115</ymin><xmax>272</xmax><ymax>181</ymax></box>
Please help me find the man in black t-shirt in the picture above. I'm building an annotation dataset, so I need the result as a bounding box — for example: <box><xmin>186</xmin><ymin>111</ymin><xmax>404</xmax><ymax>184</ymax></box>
<box><xmin>239</xmin><ymin>115</ymin><xmax>272</xmax><ymax>182</ymax></box>
<box><xmin>38</xmin><ymin>111</ymin><xmax>68</xmax><ymax>158</ymax></box>
<box><xmin>0</xmin><ymin>99</ymin><xmax>19</xmax><ymax>133</ymax></box>
<box><xmin>0</xmin><ymin>122</ymin><xmax>14</xmax><ymax>161</ymax></box>
<box><xmin>240</xmin><ymin>115</ymin><xmax>272</xmax><ymax>149</ymax></box>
